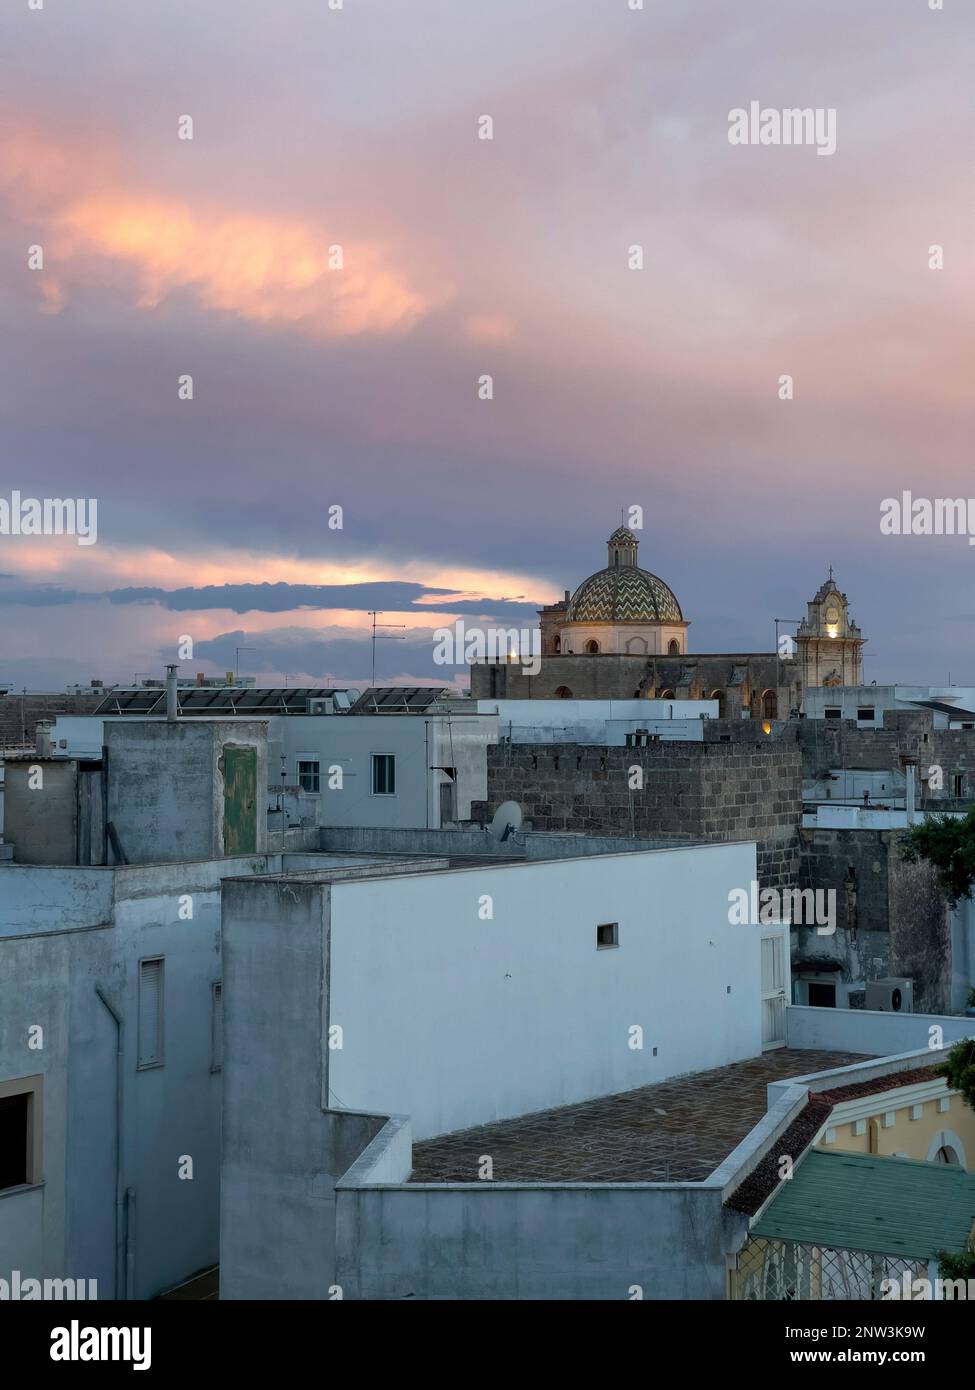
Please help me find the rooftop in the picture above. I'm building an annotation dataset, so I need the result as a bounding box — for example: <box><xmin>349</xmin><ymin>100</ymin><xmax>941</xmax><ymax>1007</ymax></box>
<box><xmin>409</xmin><ymin>1048</ymin><xmax>868</xmax><ymax>1184</ymax></box>
<box><xmin>751</xmin><ymin>1150</ymin><xmax>975</xmax><ymax>1261</ymax></box>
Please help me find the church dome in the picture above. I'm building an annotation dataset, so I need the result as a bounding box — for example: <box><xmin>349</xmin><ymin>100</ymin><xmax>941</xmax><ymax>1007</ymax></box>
<box><xmin>566</xmin><ymin>527</ymin><xmax>683</xmax><ymax>624</ymax></box>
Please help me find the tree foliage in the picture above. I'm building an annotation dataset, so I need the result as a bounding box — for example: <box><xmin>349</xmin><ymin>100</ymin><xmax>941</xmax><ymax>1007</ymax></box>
<box><xmin>937</xmin><ymin>1240</ymin><xmax>975</xmax><ymax>1282</ymax></box>
<box><xmin>900</xmin><ymin>808</ymin><xmax>975</xmax><ymax>907</ymax></box>
<box><xmin>936</xmin><ymin>1038</ymin><xmax>975</xmax><ymax>1113</ymax></box>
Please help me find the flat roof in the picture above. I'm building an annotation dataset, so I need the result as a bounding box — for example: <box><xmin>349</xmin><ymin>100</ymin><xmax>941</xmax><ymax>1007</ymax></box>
<box><xmin>409</xmin><ymin>1049</ymin><xmax>868</xmax><ymax>1184</ymax></box>
<box><xmin>751</xmin><ymin>1150</ymin><xmax>975</xmax><ymax>1260</ymax></box>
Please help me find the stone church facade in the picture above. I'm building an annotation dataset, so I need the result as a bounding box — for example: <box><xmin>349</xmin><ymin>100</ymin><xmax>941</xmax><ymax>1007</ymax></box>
<box><xmin>471</xmin><ymin>524</ymin><xmax>864</xmax><ymax>717</ymax></box>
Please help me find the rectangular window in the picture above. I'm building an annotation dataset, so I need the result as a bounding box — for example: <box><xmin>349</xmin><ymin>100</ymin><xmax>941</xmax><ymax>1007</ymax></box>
<box><xmin>0</xmin><ymin>1076</ymin><xmax>42</xmax><ymax>1190</ymax></box>
<box><xmin>856</xmin><ymin>707</ymin><xmax>875</xmax><ymax>721</ymax></box>
<box><xmin>954</xmin><ymin>775</ymin><xmax>964</xmax><ymax>798</ymax></box>
<box><xmin>138</xmin><ymin>957</ymin><xmax>165</xmax><ymax>1069</ymax></box>
<box><xmin>211</xmin><ymin>982</ymin><xmax>223</xmax><ymax>1073</ymax></box>
<box><xmin>596</xmin><ymin>922</ymin><xmax>619</xmax><ymax>949</ymax></box>
<box><xmin>371</xmin><ymin>753</ymin><xmax>396</xmax><ymax>796</ymax></box>
<box><xmin>824</xmin><ymin>707</ymin><xmax>842</xmax><ymax>720</ymax></box>
<box><xmin>297</xmin><ymin>760</ymin><xmax>320</xmax><ymax>794</ymax></box>
<box><xmin>0</xmin><ymin>1094</ymin><xmax>29</xmax><ymax>1190</ymax></box>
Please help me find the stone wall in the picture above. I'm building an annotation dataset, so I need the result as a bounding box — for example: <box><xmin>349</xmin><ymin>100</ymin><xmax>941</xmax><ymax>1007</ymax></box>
<box><xmin>472</xmin><ymin>740</ymin><xmax>803</xmax><ymax>891</ymax></box>
<box><xmin>796</xmin><ymin>827</ymin><xmax>951</xmax><ymax>1013</ymax></box>
<box><xmin>799</xmin><ymin>710</ymin><xmax>975</xmax><ymax>799</ymax></box>
<box><xmin>471</xmin><ymin>651</ymin><xmax>799</xmax><ymax>718</ymax></box>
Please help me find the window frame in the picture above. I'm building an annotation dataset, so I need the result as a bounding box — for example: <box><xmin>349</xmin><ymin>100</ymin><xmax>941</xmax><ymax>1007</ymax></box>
<box><xmin>296</xmin><ymin>758</ymin><xmax>321</xmax><ymax>795</ymax></box>
<box><xmin>0</xmin><ymin>1075</ymin><xmax>43</xmax><ymax>1193</ymax></box>
<box><xmin>596</xmin><ymin>922</ymin><xmax>619</xmax><ymax>950</ymax></box>
<box><xmin>370</xmin><ymin>753</ymin><xmax>396</xmax><ymax>797</ymax></box>
<box><xmin>137</xmin><ymin>955</ymin><xmax>165</xmax><ymax>1071</ymax></box>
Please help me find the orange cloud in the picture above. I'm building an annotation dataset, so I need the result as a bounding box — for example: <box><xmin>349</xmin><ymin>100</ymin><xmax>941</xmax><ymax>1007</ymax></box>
<box><xmin>1</xmin><ymin>125</ymin><xmax>436</xmax><ymax>337</ymax></box>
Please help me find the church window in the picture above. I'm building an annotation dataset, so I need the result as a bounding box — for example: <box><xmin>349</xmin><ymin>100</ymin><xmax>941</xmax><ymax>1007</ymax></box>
<box><xmin>667</xmin><ymin>639</ymin><xmax>680</xmax><ymax>656</ymax></box>
<box><xmin>585</xmin><ymin>640</ymin><xmax>599</xmax><ymax>653</ymax></box>
<box><xmin>553</xmin><ymin>636</ymin><xmax>561</xmax><ymax>653</ymax></box>
<box><xmin>762</xmin><ymin>690</ymin><xmax>777</xmax><ymax>720</ymax></box>
<box><xmin>554</xmin><ymin>686</ymin><xmax>572</xmax><ymax>699</ymax></box>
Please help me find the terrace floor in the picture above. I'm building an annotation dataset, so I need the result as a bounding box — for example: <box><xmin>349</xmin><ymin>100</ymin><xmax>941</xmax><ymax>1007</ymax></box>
<box><xmin>409</xmin><ymin>1048</ymin><xmax>869</xmax><ymax>1184</ymax></box>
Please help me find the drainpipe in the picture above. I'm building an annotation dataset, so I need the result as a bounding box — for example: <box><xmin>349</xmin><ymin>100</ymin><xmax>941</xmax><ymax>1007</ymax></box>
<box><xmin>165</xmin><ymin>664</ymin><xmax>179</xmax><ymax>722</ymax></box>
<box><xmin>125</xmin><ymin>1188</ymin><xmax>137</xmax><ymax>1298</ymax></box>
<box><xmin>95</xmin><ymin>985</ymin><xmax>125</xmax><ymax>1299</ymax></box>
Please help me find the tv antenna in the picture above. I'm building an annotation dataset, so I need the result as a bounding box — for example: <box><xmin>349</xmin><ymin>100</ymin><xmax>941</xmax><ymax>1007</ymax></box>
<box><xmin>367</xmin><ymin>611</ymin><xmax>407</xmax><ymax>685</ymax></box>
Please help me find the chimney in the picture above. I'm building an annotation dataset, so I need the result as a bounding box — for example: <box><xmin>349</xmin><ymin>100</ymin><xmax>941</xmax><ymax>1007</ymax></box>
<box><xmin>196</xmin><ymin>671</ymin><xmax>205</xmax><ymax>687</ymax></box>
<box><xmin>165</xmin><ymin>664</ymin><xmax>179</xmax><ymax>722</ymax></box>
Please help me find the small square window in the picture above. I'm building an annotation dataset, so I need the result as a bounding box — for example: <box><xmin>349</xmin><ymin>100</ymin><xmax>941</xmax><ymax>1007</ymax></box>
<box><xmin>824</xmin><ymin>707</ymin><xmax>842</xmax><ymax>720</ymax></box>
<box><xmin>596</xmin><ymin>922</ymin><xmax>618</xmax><ymax>949</ymax></box>
<box><xmin>371</xmin><ymin>754</ymin><xmax>396</xmax><ymax>796</ymax></box>
<box><xmin>856</xmin><ymin>707</ymin><xmax>874</xmax><ymax>721</ymax></box>
<box><xmin>297</xmin><ymin>760</ymin><xmax>320</xmax><ymax>794</ymax></box>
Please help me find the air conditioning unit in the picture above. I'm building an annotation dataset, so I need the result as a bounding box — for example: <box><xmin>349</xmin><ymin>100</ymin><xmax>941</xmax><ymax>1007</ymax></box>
<box><xmin>865</xmin><ymin>977</ymin><xmax>914</xmax><ymax>1013</ymax></box>
<box><xmin>307</xmin><ymin>697</ymin><xmax>334</xmax><ymax>715</ymax></box>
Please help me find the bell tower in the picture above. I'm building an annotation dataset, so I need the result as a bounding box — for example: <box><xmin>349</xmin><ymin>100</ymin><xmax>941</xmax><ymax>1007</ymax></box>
<box><xmin>796</xmin><ymin>569</ymin><xmax>865</xmax><ymax>688</ymax></box>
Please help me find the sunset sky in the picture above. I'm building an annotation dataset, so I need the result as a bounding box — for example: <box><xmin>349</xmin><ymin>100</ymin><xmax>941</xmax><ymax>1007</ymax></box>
<box><xmin>2</xmin><ymin>0</ymin><xmax>972</xmax><ymax>691</ymax></box>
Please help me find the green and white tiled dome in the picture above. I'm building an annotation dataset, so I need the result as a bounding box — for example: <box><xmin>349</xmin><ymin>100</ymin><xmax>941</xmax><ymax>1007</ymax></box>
<box><xmin>567</xmin><ymin>564</ymin><xmax>683</xmax><ymax>624</ymax></box>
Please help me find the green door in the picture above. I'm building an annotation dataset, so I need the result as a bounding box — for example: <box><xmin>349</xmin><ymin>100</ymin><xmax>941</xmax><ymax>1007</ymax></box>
<box><xmin>222</xmin><ymin>746</ymin><xmax>257</xmax><ymax>854</ymax></box>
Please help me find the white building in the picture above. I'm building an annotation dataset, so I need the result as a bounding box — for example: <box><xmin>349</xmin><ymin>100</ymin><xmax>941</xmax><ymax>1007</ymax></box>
<box><xmin>219</xmin><ymin>835</ymin><xmax>789</xmax><ymax>1298</ymax></box>
<box><xmin>477</xmin><ymin>696</ymin><xmax>718</xmax><ymax>744</ymax></box>
<box><xmin>804</xmin><ymin>685</ymin><xmax>975</xmax><ymax>729</ymax></box>
<box><xmin>48</xmin><ymin>699</ymin><xmax>498</xmax><ymax>834</ymax></box>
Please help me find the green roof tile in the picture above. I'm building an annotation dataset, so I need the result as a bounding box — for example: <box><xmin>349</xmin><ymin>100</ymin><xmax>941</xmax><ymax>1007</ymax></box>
<box><xmin>752</xmin><ymin>1150</ymin><xmax>975</xmax><ymax>1261</ymax></box>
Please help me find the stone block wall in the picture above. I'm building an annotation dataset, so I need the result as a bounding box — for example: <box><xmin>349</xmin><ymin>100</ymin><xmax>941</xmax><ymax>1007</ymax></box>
<box><xmin>796</xmin><ymin>827</ymin><xmax>951</xmax><ymax>1013</ymax></box>
<box><xmin>799</xmin><ymin>710</ymin><xmax>975</xmax><ymax>799</ymax></box>
<box><xmin>472</xmin><ymin>740</ymin><xmax>803</xmax><ymax>891</ymax></box>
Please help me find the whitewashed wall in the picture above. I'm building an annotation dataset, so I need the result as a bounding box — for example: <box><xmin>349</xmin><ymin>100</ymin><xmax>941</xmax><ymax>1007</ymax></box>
<box><xmin>327</xmin><ymin>842</ymin><xmax>760</xmax><ymax>1139</ymax></box>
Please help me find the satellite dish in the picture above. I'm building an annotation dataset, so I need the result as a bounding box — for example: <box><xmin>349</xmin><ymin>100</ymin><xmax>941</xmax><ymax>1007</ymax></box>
<box><xmin>488</xmin><ymin>800</ymin><xmax>523</xmax><ymax>842</ymax></box>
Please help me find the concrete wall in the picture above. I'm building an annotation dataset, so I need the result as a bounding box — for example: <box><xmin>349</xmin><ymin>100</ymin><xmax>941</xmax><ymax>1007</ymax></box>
<box><xmin>335</xmin><ymin>1179</ymin><xmax>744</xmax><ymax>1300</ymax></box>
<box><xmin>3</xmin><ymin>760</ymin><xmax>79</xmax><ymax>864</ymax></box>
<box><xmin>474</xmin><ymin>741</ymin><xmax>802</xmax><ymax>891</ymax></box>
<box><xmin>269</xmin><ymin>713</ymin><xmax>496</xmax><ymax>830</ymax></box>
<box><xmin>219</xmin><ymin>877</ymin><xmax>387</xmax><ymax>1299</ymax></box>
<box><xmin>221</xmin><ymin>841</ymin><xmax>762</xmax><ymax>1297</ymax></box>
<box><xmin>327</xmin><ymin>844</ymin><xmax>761</xmax><ymax>1139</ymax></box>
<box><xmin>105</xmin><ymin>720</ymin><xmax>268</xmax><ymax>864</ymax></box>
<box><xmin>785</xmin><ymin>1004</ymin><xmax>975</xmax><ymax>1054</ymax></box>
<box><xmin>0</xmin><ymin>853</ymin><xmax>272</xmax><ymax>1299</ymax></box>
